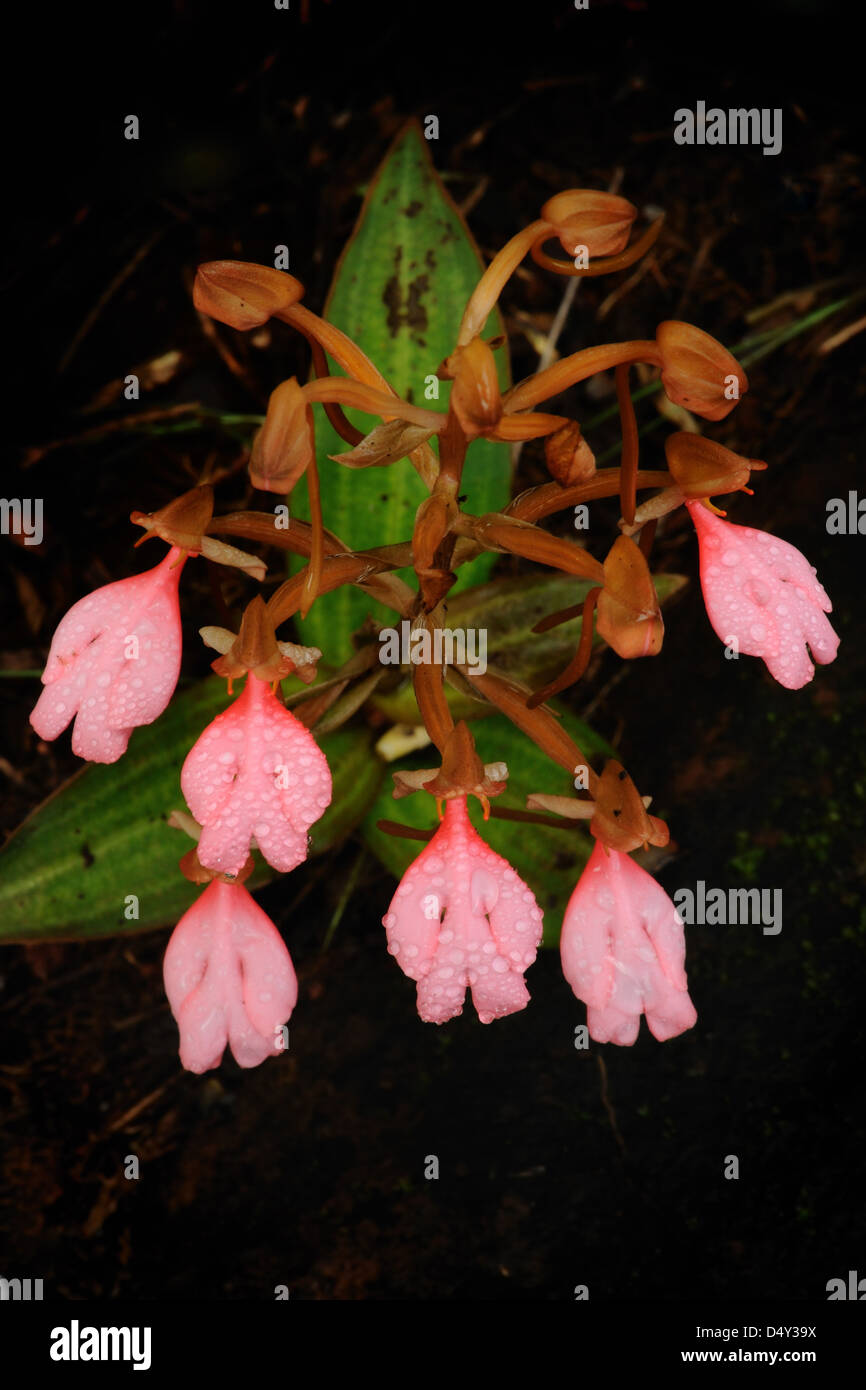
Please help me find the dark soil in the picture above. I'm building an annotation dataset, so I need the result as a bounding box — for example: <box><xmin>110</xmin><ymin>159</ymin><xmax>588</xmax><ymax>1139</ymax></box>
<box><xmin>1</xmin><ymin>0</ymin><xmax>864</xmax><ymax>1300</ymax></box>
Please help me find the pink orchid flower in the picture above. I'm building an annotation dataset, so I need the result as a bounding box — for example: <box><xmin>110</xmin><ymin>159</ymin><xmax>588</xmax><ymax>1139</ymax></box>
<box><xmin>164</xmin><ymin>878</ymin><xmax>297</xmax><ymax>1073</ymax></box>
<box><xmin>181</xmin><ymin>675</ymin><xmax>332</xmax><ymax>878</ymax></box>
<box><xmin>686</xmin><ymin>499</ymin><xmax>839</xmax><ymax>690</ymax></box>
<box><xmin>561</xmin><ymin>839</ymin><xmax>697</xmax><ymax>1046</ymax></box>
<box><xmin>30</xmin><ymin>547</ymin><xmax>186</xmax><ymax>763</ymax></box>
<box><xmin>383</xmin><ymin>797</ymin><xmax>544</xmax><ymax>1024</ymax></box>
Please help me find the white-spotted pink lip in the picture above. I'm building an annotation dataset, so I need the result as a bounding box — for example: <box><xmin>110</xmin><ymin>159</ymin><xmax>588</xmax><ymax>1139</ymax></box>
<box><xmin>181</xmin><ymin>674</ymin><xmax>332</xmax><ymax>879</ymax></box>
<box><xmin>687</xmin><ymin>500</ymin><xmax>839</xmax><ymax>690</ymax></box>
<box><xmin>29</xmin><ymin>547</ymin><xmax>186</xmax><ymax>764</ymax></box>
<box><xmin>560</xmin><ymin>839</ymin><xmax>697</xmax><ymax>1046</ymax></box>
<box><xmin>382</xmin><ymin>797</ymin><xmax>544</xmax><ymax>1025</ymax></box>
<box><xmin>163</xmin><ymin>878</ymin><xmax>297</xmax><ymax>1073</ymax></box>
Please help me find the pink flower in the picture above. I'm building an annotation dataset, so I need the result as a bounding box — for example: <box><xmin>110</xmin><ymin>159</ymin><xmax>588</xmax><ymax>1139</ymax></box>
<box><xmin>181</xmin><ymin>675</ymin><xmax>332</xmax><ymax>878</ymax></box>
<box><xmin>164</xmin><ymin>878</ymin><xmax>297</xmax><ymax>1073</ymax></box>
<box><xmin>383</xmin><ymin>797</ymin><xmax>544</xmax><ymax>1024</ymax></box>
<box><xmin>686</xmin><ymin>499</ymin><xmax>839</xmax><ymax>690</ymax></box>
<box><xmin>561</xmin><ymin>840</ymin><xmax>697</xmax><ymax>1045</ymax></box>
<box><xmin>30</xmin><ymin>548</ymin><xmax>186</xmax><ymax>763</ymax></box>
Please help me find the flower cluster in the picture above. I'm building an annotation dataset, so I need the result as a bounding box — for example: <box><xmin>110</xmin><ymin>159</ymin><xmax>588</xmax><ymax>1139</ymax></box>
<box><xmin>29</xmin><ymin>175</ymin><xmax>838</xmax><ymax>1072</ymax></box>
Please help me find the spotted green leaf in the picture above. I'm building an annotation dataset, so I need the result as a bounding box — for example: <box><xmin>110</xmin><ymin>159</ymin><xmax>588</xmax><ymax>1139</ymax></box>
<box><xmin>292</xmin><ymin>120</ymin><xmax>510</xmax><ymax>663</ymax></box>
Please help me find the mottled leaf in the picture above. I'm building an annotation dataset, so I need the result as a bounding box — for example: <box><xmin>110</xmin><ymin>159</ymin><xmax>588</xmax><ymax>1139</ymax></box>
<box><xmin>292</xmin><ymin>120</ymin><xmax>511</xmax><ymax>662</ymax></box>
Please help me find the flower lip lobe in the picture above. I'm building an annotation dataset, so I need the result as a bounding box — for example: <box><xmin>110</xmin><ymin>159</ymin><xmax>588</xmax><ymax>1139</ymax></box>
<box><xmin>560</xmin><ymin>839</ymin><xmax>697</xmax><ymax>1046</ymax></box>
<box><xmin>29</xmin><ymin>547</ymin><xmax>186</xmax><ymax>764</ymax></box>
<box><xmin>181</xmin><ymin>673</ymin><xmax>333</xmax><ymax>878</ymax></box>
<box><xmin>163</xmin><ymin>878</ymin><xmax>297</xmax><ymax>1073</ymax></box>
<box><xmin>687</xmin><ymin>500</ymin><xmax>840</xmax><ymax>689</ymax></box>
<box><xmin>382</xmin><ymin>797</ymin><xmax>544</xmax><ymax>1025</ymax></box>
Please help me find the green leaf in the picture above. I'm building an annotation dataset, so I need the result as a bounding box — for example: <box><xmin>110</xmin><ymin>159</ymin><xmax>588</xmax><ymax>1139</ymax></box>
<box><xmin>361</xmin><ymin>710</ymin><xmax>615</xmax><ymax>947</ymax></box>
<box><xmin>292</xmin><ymin>120</ymin><xmax>511</xmax><ymax>663</ymax></box>
<box><xmin>0</xmin><ymin>683</ymin><xmax>383</xmax><ymax>943</ymax></box>
<box><xmin>369</xmin><ymin>571</ymin><xmax>688</xmax><ymax>725</ymax></box>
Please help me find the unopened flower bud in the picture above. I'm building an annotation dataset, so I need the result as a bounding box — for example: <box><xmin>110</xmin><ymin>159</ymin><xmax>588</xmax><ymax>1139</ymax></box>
<box><xmin>250</xmin><ymin>378</ymin><xmax>315</xmax><ymax>494</ymax></box>
<box><xmin>440</xmin><ymin>338</ymin><xmax>502</xmax><ymax>437</ymax></box>
<box><xmin>544</xmin><ymin>421</ymin><xmax>597</xmax><ymax>487</ymax></box>
<box><xmin>193</xmin><ymin>261</ymin><xmax>304</xmax><ymax>331</ymax></box>
<box><xmin>596</xmin><ymin>535</ymin><xmax>664</xmax><ymax>659</ymax></box>
<box><xmin>656</xmin><ymin>320</ymin><xmax>748</xmax><ymax>422</ymax></box>
<box><xmin>540</xmin><ymin>190</ymin><xmax>637</xmax><ymax>258</ymax></box>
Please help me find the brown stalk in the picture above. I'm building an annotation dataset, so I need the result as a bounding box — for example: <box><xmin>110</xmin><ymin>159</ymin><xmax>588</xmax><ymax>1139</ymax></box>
<box><xmin>529</xmin><ymin>215</ymin><xmax>664</xmax><ymax>279</ymax></box>
<box><xmin>283</xmin><ymin>302</ymin><xmax>440</xmax><ymax>489</ymax></box>
<box><xmin>616</xmin><ymin>363</ymin><xmax>639</xmax><ymax>526</ymax></box>
<box><xmin>435</xmin><ymin>409</ymin><xmax>470</xmax><ymax>497</ymax></box>
<box><xmin>376</xmin><ymin>820</ymin><xmax>436</xmax><ymax>843</ymax></box>
<box><xmin>467</xmin><ymin>514</ymin><xmax>606</xmax><ymax>584</ymax></box>
<box><xmin>503</xmin><ymin>341</ymin><xmax>662</xmax><ymax>414</ymax></box>
<box><xmin>638</xmin><ymin>518</ymin><xmax>658</xmax><ymax>560</ymax></box>
<box><xmin>302</xmin><ymin>377</ymin><xmax>444</xmax><ymax>431</ymax></box>
<box><xmin>268</xmin><ymin>553</ymin><xmax>394</xmax><ymax>626</ymax></box>
<box><xmin>532</xmin><ymin>602</ymin><xmax>584</xmax><ymax>634</ymax></box>
<box><xmin>206</xmin><ymin>511</ymin><xmax>346</xmax><ymax>557</ymax></box>
<box><xmin>457</xmin><ymin>219</ymin><xmax>552</xmax><ymax>346</ymax></box>
<box><xmin>462</xmin><ymin>668</ymin><xmax>599</xmax><ymax>793</ymax></box>
<box><xmin>527</xmin><ymin>586</ymin><xmax>601</xmax><ymax>708</ymax></box>
<box><xmin>506</xmin><ymin>469</ymin><xmax>672</xmax><ymax>524</ymax></box>
<box><xmin>299</xmin><ymin>455</ymin><xmax>324</xmax><ymax>619</ymax></box>
<box><xmin>308</xmin><ymin>336</ymin><xmax>364</xmax><ymax>446</ymax></box>
<box><xmin>413</xmin><ymin>615</ymin><xmax>456</xmax><ymax>754</ymax></box>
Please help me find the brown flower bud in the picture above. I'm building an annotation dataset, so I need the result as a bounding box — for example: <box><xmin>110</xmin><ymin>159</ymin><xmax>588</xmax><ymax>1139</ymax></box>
<box><xmin>656</xmin><ymin>320</ymin><xmax>748</xmax><ymax>422</ymax></box>
<box><xmin>540</xmin><ymin>190</ymin><xmax>637</xmax><ymax>258</ymax></box>
<box><xmin>440</xmin><ymin>338</ymin><xmax>502</xmax><ymax>437</ymax></box>
<box><xmin>250</xmin><ymin>378</ymin><xmax>315</xmax><ymax>494</ymax></box>
<box><xmin>544</xmin><ymin>421</ymin><xmax>597</xmax><ymax>487</ymax></box>
<box><xmin>193</xmin><ymin>260</ymin><xmax>304</xmax><ymax>331</ymax></box>
<box><xmin>596</xmin><ymin>535</ymin><xmax>663</xmax><ymax>659</ymax></box>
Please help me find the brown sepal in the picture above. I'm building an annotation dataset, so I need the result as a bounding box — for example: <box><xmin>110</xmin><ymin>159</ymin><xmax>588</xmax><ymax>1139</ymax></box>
<box><xmin>596</xmin><ymin>535</ymin><xmax>664</xmax><ymax>659</ymax></box>
<box><xmin>664</xmin><ymin>432</ymin><xmax>767</xmax><ymax>499</ymax></box>
<box><xmin>130</xmin><ymin>484</ymin><xmax>214</xmax><ymax>552</ymax></box>
<box><xmin>250</xmin><ymin>378</ymin><xmax>315</xmax><ymax>494</ymax></box>
<box><xmin>590</xmin><ymin>760</ymin><xmax>670</xmax><ymax>853</ymax></box>
<box><xmin>193</xmin><ymin>260</ymin><xmax>304</xmax><ymax>331</ymax></box>
<box><xmin>544</xmin><ymin>421</ymin><xmax>597</xmax><ymax>487</ymax></box>
<box><xmin>540</xmin><ymin>190</ymin><xmax>638</xmax><ymax>259</ymax></box>
<box><xmin>656</xmin><ymin>320</ymin><xmax>749</xmax><ymax>422</ymax></box>
<box><xmin>209</xmin><ymin>595</ymin><xmax>320</xmax><ymax>683</ymax></box>
<box><xmin>392</xmin><ymin>720</ymin><xmax>508</xmax><ymax>814</ymax></box>
<box><xmin>439</xmin><ymin>338</ymin><xmax>503</xmax><ymax>438</ymax></box>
